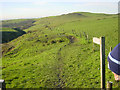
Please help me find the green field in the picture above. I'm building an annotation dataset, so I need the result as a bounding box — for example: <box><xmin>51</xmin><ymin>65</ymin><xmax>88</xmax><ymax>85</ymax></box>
<box><xmin>1</xmin><ymin>12</ymin><xmax>119</xmax><ymax>88</ymax></box>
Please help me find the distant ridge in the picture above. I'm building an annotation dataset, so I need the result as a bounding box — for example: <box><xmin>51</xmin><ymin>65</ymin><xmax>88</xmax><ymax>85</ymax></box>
<box><xmin>1</xmin><ymin>12</ymin><xmax>117</xmax><ymax>21</ymax></box>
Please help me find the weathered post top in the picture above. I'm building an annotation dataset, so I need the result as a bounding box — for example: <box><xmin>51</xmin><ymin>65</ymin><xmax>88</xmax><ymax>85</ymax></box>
<box><xmin>0</xmin><ymin>79</ymin><xmax>5</xmax><ymax>90</ymax></box>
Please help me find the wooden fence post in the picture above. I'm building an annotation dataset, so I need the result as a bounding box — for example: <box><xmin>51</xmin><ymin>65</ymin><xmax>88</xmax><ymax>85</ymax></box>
<box><xmin>87</xmin><ymin>35</ymin><xmax>89</xmax><ymax>42</ymax></box>
<box><xmin>80</xmin><ymin>33</ymin><xmax>82</xmax><ymax>38</ymax></box>
<box><xmin>0</xmin><ymin>80</ymin><xmax>6</xmax><ymax>90</ymax></box>
<box><xmin>100</xmin><ymin>37</ymin><xmax>105</xmax><ymax>89</ymax></box>
<box><xmin>107</xmin><ymin>81</ymin><xmax>112</xmax><ymax>90</ymax></box>
<box><xmin>83</xmin><ymin>32</ymin><xmax>87</xmax><ymax>39</ymax></box>
<box><xmin>93</xmin><ymin>37</ymin><xmax>105</xmax><ymax>89</ymax></box>
<box><xmin>110</xmin><ymin>47</ymin><xmax>112</xmax><ymax>52</ymax></box>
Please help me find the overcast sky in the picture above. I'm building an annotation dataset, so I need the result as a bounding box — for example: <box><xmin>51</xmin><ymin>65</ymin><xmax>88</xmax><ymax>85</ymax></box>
<box><xmin>0</xmin><ymin>0</ymin><xmax>120</xmax><ymax>20</ymax></box>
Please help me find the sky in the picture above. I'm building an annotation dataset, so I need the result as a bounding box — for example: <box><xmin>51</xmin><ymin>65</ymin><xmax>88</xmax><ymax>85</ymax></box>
<box><xmin>0</xmin><ymin>0</ymin><xmax>120</xmax><ymax>20</ymax></box>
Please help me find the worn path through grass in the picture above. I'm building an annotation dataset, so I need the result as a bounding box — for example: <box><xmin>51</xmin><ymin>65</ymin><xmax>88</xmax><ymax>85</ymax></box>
<box><xmin>56</xmin><ymin>35</ymin><xmax>77</xmax><ymax>88</ymax></box>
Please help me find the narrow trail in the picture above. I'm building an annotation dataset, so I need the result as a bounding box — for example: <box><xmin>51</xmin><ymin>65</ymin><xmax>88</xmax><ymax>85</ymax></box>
<box><xmin>56</xmin><ymin>47</ymin><xmax>65</xmax><ymax>88</ymax></box>
<box><xmin>56</xmin><ymin>35</ymin><xmax>76</xmax><ymax>88</ymax></box>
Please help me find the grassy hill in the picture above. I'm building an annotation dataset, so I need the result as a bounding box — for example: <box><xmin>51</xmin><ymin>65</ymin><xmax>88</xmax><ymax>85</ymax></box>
<box><xmin>1</xmin><ymin>12</ymin><xmax>119</xmax><ymax>88</ymax></box>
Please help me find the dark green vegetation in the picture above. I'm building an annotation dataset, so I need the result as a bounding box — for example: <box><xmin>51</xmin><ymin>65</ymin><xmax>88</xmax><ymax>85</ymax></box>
<box><xmin>1</xmin><ymin>12</ymin><xmax>119</xmax><ymax>88</ymax></box>
<box><xmin>1</xmin><ymin>19</ymin><xmax>35</xmax><ymax>43</ymax></box>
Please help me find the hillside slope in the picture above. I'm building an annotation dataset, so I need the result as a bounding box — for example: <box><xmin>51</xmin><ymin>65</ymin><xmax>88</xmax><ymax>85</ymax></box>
<box><xmin>1</xmin><ymin>19</ymin><xmax>35</xmax><ymax>43</ymax></box>
<box><xmin>2</xmin><ymin>12</ymin><xmax>119</xmax><ymax>88</ymax></box>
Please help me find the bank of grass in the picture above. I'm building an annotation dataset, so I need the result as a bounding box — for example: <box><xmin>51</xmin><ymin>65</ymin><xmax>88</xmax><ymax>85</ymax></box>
<box><xmin>2</xmin><ymin>12</ymin><xmax>119</xmax><ymax>88</ymax></box>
